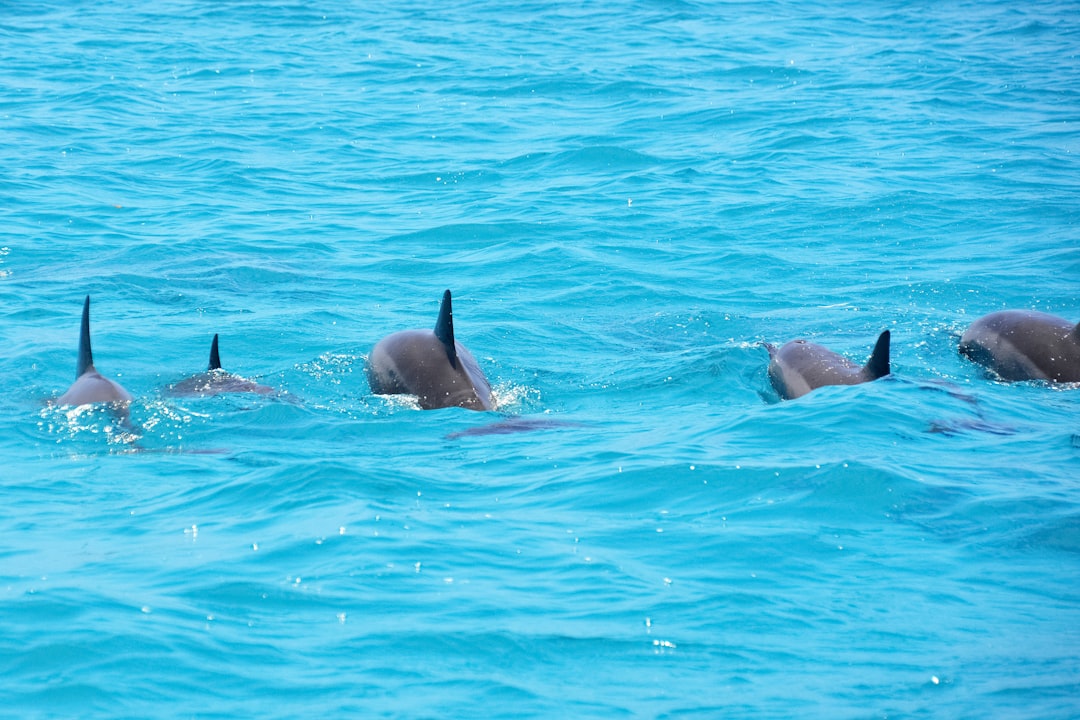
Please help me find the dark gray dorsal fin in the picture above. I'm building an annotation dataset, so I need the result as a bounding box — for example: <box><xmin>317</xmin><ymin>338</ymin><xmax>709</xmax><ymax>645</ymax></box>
<box><xmin>1072</xmin><ymin>321</ymin><xmax>1080</xmax><ymax>340</ymax></box>
<box><xmin>76</xmin><ymin>295</ymin><xmax>94</xmax><ymax>378</ymax></box>
<box><xmin>433</xmin><ymin>289</ymin><xmax>459</xmax><ymax>369</ymax></box>
<box><xmin>864</xmin><ymin>329</ymin><xmax>891</xmax><ymax>379</ymax></box>
<box><xmin>208</xmin><ymin>333</ymin><xmax>222</xmax><ymax>371</ymax></box>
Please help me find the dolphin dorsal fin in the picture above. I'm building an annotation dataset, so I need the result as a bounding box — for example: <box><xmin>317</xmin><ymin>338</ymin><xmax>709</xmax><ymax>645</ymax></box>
<box><xmin>433</xmin><ymin>289</ymin><xmax>459</xmax><ymax>368</ymax></box>
<box><xmin>76</xmin><ymin>295</ymin><xmax>94</xmax><ymax>378</ymax></box>
<box><xmin>864</xmin><ymin>329</ymin><xmax>891</xmax><ymax>380</ymax></box>
<box><xmin>208</xmin><ymin>334</ymin><xmax>222</xmax><ymax>371</ymax></box>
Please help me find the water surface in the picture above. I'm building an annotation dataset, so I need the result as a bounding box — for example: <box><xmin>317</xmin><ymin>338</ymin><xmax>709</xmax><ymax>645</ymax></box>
<box><xmin>1</xmin><ymin>1</ymin><xmax>1079</xmax><ymax>717</ymax></box>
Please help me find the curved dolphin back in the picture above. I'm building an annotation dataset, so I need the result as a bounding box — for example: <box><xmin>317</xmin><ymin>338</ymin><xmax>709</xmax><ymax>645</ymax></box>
<box><xmin>163</xmin><ymin>333</ymin><xmax>278</xmax><ymax>398</ymax></box>
<box><xmin>76</xmin><ymin>295</ymin><xmax>94</xmax><ymax>378</ymax></box>
<box><xmin>57</xmin><ymin>295</ymin><xmax>133</xmax><ymax>408</ymax></box>
<box><xmin>208</xmin><ymin>334</ymin><xmax>222</xmax><ymax>371</ymax></box>
<box><xmin>433</xmin><ymin>289</ymin><xmax>459</xmax><ymax>368</ymax></box>
<box><xmin>863</xmin><ymin>330</ymin><xmax>891</xmax><ymax>380</ymax></box>
<box><xmin>960</xmin><ymin>310</ymin><xmax>1080</xmax><ymax>383</ymax></box>
<box><xmin>768</xmin><ymin>330</ymin><xmax>892</xmax><ymax>400</ymax></box>
<box><xmin>366</xmin><ymin>289</ymin><xmax>493</xmax><ymax>411</ymax></box>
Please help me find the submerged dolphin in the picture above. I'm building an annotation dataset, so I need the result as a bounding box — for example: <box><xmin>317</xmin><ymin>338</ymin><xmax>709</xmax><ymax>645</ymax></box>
<box><xmin>959</xmin><ymin>310</ymin><xmax>1080</xmax><ymax>383</ymax></box>
<box><xmin>367</xmin><ymin>289</ymin><xmax>493</xmax><ymax>410</ymax></box>
<box><xmin>164</xmin><ymin>334</ymin><xmax>276</xmax><ymax>397</ymax></box>
<box><xmin>767</xmin><ymin>330</ymin><xmax>891</xmax><ymax>400</ymax></box>
<box><xmin>55</xmin><ymin>296</ymin><xmax>133</xmax><ymax>407</ymax></box>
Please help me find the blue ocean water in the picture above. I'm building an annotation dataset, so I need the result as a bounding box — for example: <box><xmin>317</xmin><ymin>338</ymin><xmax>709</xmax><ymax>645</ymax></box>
<box><xmin>2</xmin><ymin>0</ymin><xmax>1079</xmax><ymax>716</ymax></box>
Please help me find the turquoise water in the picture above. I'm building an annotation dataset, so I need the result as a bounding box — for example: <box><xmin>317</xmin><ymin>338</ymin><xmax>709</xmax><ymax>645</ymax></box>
<box><xmin>2</xmin><ymin>0</ymin><xmax>1079</xmax><ymax>716</ymax></box>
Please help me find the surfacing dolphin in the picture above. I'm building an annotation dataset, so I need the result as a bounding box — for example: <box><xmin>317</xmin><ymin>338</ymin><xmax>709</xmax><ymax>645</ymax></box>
<box><xmin>55</xmin><ymin>296</ymin><xmax>133</xmax><ymax>408</ymax></box>
<box><xmin>367</xmin><ymin>289</ymin><xmax>493</xmax><ymax>410</ymax></box>
<box><xmin>959</xmin><ymin>310</ymin><xmax>1080</xmax><ymax>383</ymax></box>
<box><xmin>766</xmin><ymin>330</ymin><xmax>891</xmax><ymax>400</ymax></box>
<box><xmin>164</xmin><ymin>334</ymin><xmax>277</xmax><ymax>397</ymax></box>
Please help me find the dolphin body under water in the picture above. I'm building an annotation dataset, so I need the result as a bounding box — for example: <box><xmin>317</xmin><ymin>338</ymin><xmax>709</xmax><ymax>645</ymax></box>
<box><xmin>767</xmin><ymin>330</ymin><xmax>891</xmax><ymax>400</ymax></box>
<box><xmin>959</xmin><ymin>310</ymin><xmax>1080</xmax><ymax>383</ymax></box>
<box><xmin>367</xmin><ymin>290</ymin><xmax>493</xmax><ymax>410</ymax></box>
<box><xmin>164</xmin><ymin>334</ymin><xmax>277</xmax><ymax>397</ymax></box>
<box><xmin>55</xmin><ymin>296</ymin><xmax>133</xmax><ymax>407</ymax></box>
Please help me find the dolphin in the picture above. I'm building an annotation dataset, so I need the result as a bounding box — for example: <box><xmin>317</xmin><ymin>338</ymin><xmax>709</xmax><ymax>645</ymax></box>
<box><xmin>55</xmin><ymin>296</ymin><xmax>133</xmax><ymax>407</ymax></box>
<box><xmin>959</xmin><ymin>310</ymin><xmax>1080</xmax><ymax>383</ymax></box>
<box><xmin>164</xmin><ymin>334</ymin><xmax>277</xmax><ymax>397</ymax></box>
<box><xmin>367</xmin><ymin>289</ymin><xmax>493</xmax><ymax>410</ymax></box>
<box><xmin>766</xmin><ymin>330</ymin><xmax>891</xmax><ymax>400</ymax></box>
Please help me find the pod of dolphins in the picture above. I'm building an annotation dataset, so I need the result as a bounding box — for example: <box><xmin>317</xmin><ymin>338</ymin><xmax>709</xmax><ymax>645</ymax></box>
<box><xmin>768</xmin><ymin>308</ymin><xmax>1080</xmax><ymax>398</ymax></box>
<box><xmin>51</xmin><ymin>293</ymin><xmax>1080</xmax><ymax>416</ymax></box>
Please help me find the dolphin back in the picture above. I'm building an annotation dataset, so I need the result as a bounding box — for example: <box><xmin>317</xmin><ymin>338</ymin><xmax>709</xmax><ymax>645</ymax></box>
<box><xmin>76</xmin><ymin>295</ymin><xmax>94</xmax><ymax>378</ymax></box>
<box><xmin>960</xmin><ymin>310</ymin><xmax>1080</xmax><ymax>382</ymax></box>
<box><xmin>769</xmin><ymin>330</ymin><xmax>891</xmax><ymax>400</ymax></box>
<box><xmin>863</xmin><ymin>330</ymin><xmax>891</xmax><ymax>380</ymax></box>
<box><xmin>367</xmin><ymin>289</ymin><xmax>492</xmax><ymax>411</ymax></box>
<box><xmin>56</xmin><ymin>295</ymin><xmax>132</xmax><ymax>408</ymax></box>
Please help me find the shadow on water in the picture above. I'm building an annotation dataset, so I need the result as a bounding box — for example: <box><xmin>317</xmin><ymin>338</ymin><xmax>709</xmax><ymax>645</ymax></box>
<box><xmin>445</xmin><ymin>415</ymin><xmax>588</xmax><ymax>440</ymax></box>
